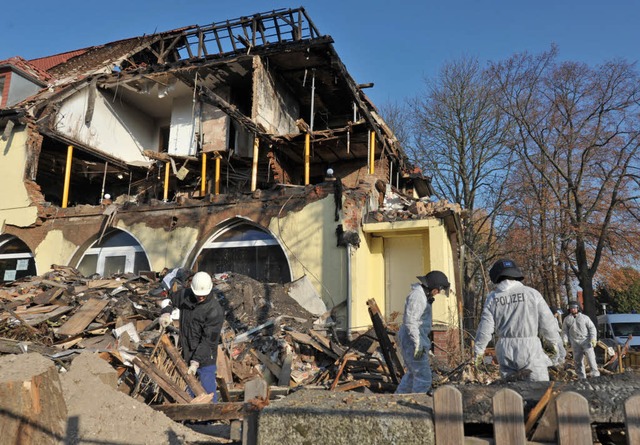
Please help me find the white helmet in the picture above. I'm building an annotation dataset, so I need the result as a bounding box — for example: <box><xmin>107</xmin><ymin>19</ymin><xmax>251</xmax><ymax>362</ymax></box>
<box><xmin>190</xmin><ymin>271</ymin><xmax>213</xmax><ymax>296</ymax></box>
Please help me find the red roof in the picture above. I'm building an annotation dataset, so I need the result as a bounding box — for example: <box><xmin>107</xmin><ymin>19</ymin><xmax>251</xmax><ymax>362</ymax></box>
<box><xmin>0</xmin><ymin>56</ymin><xmax>51</xmax><ymax>83</ymax></box>
<box><xmin>29</xmin><ymin>49</ymin><xmax>88</xmax><ymax>72</ymax></box>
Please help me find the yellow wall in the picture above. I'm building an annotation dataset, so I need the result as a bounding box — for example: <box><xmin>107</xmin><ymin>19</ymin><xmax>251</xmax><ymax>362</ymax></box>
<box><xmin>353</xmin><ymin>217</ymin><xmax>460</xmax><ymax>334</ymax></box>
<box><xmin>426</xmin><ymin>222</ymin><xmax>459</xmax><ymax>328</ymax></box>
<box><xmin>350</xmin><ymin>234</ymin><xmax>384</xmax><ymax>331</ymax></box>
<box><xmin>0</xmin><ymin>126</ymin><xmax>38</xmax><ymax>228</ymax></box>
<box><xmin>34</xmin><ymin>230</ymin><xmax>78</xmax><ymax>274</ymax></box>
<box><xmin>269</xmin><ymin>196</ymin><xmax>347</xmax><ymax>317</ymax></box>
<box><xmin>117</xmin><ymin>221</ymin><xmax>199</xmax><ymax>272</ymax></box>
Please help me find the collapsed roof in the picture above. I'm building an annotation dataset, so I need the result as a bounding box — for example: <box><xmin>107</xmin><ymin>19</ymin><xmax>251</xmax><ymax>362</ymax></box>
<box><xmin>2</xmin><ymin>7</ymin><xmax>418</xmax><ymax>207</ymax></box>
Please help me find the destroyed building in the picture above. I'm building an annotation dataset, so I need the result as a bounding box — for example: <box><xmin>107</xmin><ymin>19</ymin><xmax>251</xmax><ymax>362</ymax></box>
<box><xmin>0</xmin><ymin>7</ymin><xmax>462</xmax><ymax>344</ymax></box>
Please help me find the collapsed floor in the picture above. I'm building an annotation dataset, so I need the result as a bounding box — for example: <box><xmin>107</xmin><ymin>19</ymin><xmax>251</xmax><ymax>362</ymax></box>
<box><xmin>0</xmin><ymin>268</ymin><xmax>638</xmax><ymax>444</ymax></box>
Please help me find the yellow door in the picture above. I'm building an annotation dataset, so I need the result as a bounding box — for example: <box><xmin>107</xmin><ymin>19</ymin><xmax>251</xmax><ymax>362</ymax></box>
<box><xmin>384</xmin><ymin>235</ymin><xmax>424</xmax><ymax>322</ymax></box>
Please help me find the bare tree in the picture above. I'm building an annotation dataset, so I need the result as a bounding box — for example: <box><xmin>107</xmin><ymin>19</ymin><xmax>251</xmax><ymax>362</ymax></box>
<box><xmin>488</xmin><ymin>48</ymin><xmax>640</xmax><ymax>321</ymax></box>
<box><xmin>406</xmin><ymin>57</ymin><xmax>514</xmax><ymax>328</ymax></box>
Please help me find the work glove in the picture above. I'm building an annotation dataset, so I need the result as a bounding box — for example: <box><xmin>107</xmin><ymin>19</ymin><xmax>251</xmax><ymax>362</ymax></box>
<box><xmin>550</xmin><ymin>343</ymin><xmax>565</xmax><ymax>366</ymax></box>
<box><xmin>591</xmin><ymin>339</ymin><xmax>597</xmax><ymax>348</ymax></box>
<box><xmin>413</xmin><ymin>345</ymin><xmax>425</xmax><ymax>360</ymax></box>
<box><xmin>473</xmin><ymin>354</ymin><xmax>483</xmax><ymax>369</ymax></box>
<box><xmin>159</xmin><ymin>313</ymin><xmax>172</xmax><ymax>328</ymax></box>
<box><xmin>188</xmin><ymin>361</ymin><xmax>199</xmax><ymax>376</ymax></box>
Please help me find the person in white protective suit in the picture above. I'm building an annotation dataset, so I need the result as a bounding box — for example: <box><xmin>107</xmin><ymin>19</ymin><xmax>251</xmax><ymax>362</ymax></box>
<box><xmin>562</xmin><ymin>301</ymin><xmax>600</xmax><ymax>379</ymax></box>
<box><xmin>474</xmin><ymin>259</ymin><xmax>566</xmax><ymax>382</ymax></box>
<box><xmin>395</xmin><ymin>270</ymin><xmax>450</xmax><ymax>395</ymax></box>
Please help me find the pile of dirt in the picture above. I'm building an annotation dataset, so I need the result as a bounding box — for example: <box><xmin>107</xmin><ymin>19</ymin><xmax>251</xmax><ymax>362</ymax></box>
<box><xmin>60</xmin><ymin>352</ymin><xmax>221</xmax><ymax>444</ymax></box>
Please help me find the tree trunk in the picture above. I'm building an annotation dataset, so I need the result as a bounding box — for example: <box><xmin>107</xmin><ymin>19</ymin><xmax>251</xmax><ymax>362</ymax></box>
<box><xmin>0</xmin><ymin>353</ymin><xmax>67</xmax><ymax>445</ymax></box>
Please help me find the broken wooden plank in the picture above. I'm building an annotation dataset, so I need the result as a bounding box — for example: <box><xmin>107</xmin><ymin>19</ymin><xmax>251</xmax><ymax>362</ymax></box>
<box><xmin>250</xmin><ymin>348</ymin><xmax>282</xmax><ymax>378</ymax></box>
<box><xmin>216</xmin><ymin>344</ymin><xmax>234</xmax><ymax>388</ymax></box>
<box><xmin>216</xmin><ymin>376</ymin><xmax>231</xmax><ymax>402</ymax></box>
<box><xmin>0</xmin><ymin>337</ymin><xmax>60</xmax><ymax>356</ymax></box>
<box><xmin>22</xmin><ymin>305</ymin><xmax>74</xmax><ymax>326</ymax></box>
<box><xmin>330</xmin><ymin>352</ymin><xmax>357</xmax><ymax>391</ymax></box>
<box><xmin>278</xmin><ymin>354</ymin><xmax>292</xmax><ymax>387</ymax></box>
<box><xmin>366</xmin><ymin>298</ymin><xmax>403</xmax><ymax>384</ymax></box>
<box><xmin>525</xmin><ymin>382</ymin><xmax>555</xmax><ymax>437</ymax></box>
<box><xmin>55</xmin><ymin>298</ymin><xmax>109</xmax><ymax>336</ymax></box>
<box><xmin>434</xmin><ymin>385</ymin><xmax>464</xmax><ymax>445</ymax></box>
<box><xmin>159</xmin><ymin>334</ymin><xmax>206</xmax><ymax>396</ymax></box>
<box><xmin>132</xmin><ymin>355</ymin><xmax>191</xmax><ymax>404</ymax></box>
<box><xmin>288</xmin><ymin>330</ymin><xmax>338</xmax><ymax>359</ymax></box>
<box><xmin>1</xmin><ymin>304</ymin><xmax>39</xmax><ymax>333</ymax></box>
<box><xmin>333</xmin><ymin>379</ymin><xmax>369</xmax><ymax>392</ymax></box>
<box><xmin>309</xmin><ymin>329</ymin><xmax>345</xmax><ymax>357</ymax></box>
<box><xmin>32</xmin><ymin>287</ymin><xmax>65</xmax><ymax>305</ymax></box>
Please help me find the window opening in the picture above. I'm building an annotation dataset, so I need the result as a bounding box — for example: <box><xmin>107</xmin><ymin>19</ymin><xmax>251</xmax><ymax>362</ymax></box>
<box><xmin>0</xmin><ymin>235</ymin><xmax>37</xmax><ymax>283</ymax></box>
<box><xmin>195</xmin><ymin>222</ymin><xmax>291</xmax><ymax>283</ymax></box>
<box><xmin>77</xmin><ymin>230</ymin><xmax>150</xmax><ymax>277</ymax></box>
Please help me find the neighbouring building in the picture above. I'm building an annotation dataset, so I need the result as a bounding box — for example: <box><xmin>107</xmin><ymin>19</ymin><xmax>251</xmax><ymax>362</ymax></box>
<box><xmin>0</xmin><ymin>8</ymin><xmax>463</xmax><ymax>345</ymax></box>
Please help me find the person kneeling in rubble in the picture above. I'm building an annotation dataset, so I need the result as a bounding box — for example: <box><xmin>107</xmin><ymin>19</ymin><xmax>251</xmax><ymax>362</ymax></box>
<box><xmin>159</xmin><ymin>271</ymin><xmax>224</xmax><ymax>400</ymax></box>
<box><xmin>395</xmin><ymin>270</ymin><xmax>450</xmax><ymax>396</ymax></box>
<box><xmin>474</xmin><ymin>259</ymin><xmax>566</xmax><ymax>382</ymax></box>
<box><xmin>562</xmin><ymin>300</ymin><xmax>600</xmax><ymax>379</ymax></box>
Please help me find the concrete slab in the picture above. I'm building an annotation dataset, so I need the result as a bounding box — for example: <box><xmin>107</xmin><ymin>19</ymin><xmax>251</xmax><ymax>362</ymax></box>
<box><xmin>257</xmin><ymin>389</ymin><xmax>434</xmax><ymax>445</ymax></box>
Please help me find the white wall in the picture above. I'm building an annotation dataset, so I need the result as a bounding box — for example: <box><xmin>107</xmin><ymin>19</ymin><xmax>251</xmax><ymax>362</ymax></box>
<box><xmin>54</xmin><ymin>88</ymin><xmax>157</xmax><ymax>164</ymax></box>
<box><xmin>168</xmin><ymin>96</ymin><xmax>197</xmax><ymax>156</ymax></box>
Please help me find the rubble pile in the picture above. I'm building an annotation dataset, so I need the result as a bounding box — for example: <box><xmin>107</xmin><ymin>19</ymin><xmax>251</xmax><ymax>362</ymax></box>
<box><xmin>0</xmin><ymin>267</ymin><xmax>401</xmax><ymax>429</ymax></box>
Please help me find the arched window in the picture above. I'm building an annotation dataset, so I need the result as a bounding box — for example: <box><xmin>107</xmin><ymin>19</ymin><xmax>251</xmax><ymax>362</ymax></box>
<box><xmin>77</xmin><ymin>230</ymin><xmax>151</xmax><ymax>277</ymax></box>
<box><xmin>0</xmin><ymin>235</ymin><xmax>37</xmax><ymax>283</ymax></box>
<box><xmin>195</xmin><ymin>222</ymin><xmax>291</xmax><ymax>283</ymax></box>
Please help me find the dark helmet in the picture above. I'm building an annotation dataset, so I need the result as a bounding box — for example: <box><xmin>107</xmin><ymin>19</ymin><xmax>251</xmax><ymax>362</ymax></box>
<box><xmin>567</xmin><ymin>300</ymin><xmax>581</xmax><ymax>311</ymax></box>
<box><xmin>489</xmin><ymin>259</ymin><xmax>524</xmax><ymax>284</ymax></box>
<box><xmin>417</xmin><ymin>270</ymin><xmax>450</xmax><ymax>293</ymax></box>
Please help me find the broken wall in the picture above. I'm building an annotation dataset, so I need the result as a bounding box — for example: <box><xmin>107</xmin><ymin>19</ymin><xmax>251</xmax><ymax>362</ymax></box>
<box><xmin>252</xmin><ymin>56</ymin><xmax>299</xmax><ymax>135</ymax></box>
<box><xmin>200</xmin><ymin>86</ymin><xmax>231</xmax><ymax>153</ymax></box>
<box><xmin>0</xmin><ymin>125</ymin><xmax>38</xmax><ymax>228</ymax></box>
<box><xmin>54</xmin><ymin>88</ymin><xmax>156</xmax><ymax>164</ymax></box>
<box><xmin>267</xmin><ymin>195</ymin><xmax>347</xmax><ymax>319</ymax></box>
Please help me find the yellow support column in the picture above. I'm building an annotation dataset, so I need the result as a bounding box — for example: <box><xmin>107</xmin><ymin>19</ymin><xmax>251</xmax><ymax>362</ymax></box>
<box><xmin>214</xmin><ymin>154</ymin><xmax>221</xmax><ymax>195</ymax></box>
<box><xmin>369</xmin><ymin>131</ymin><xmax>376</xmax><ymax>175</ymax></box>
<box><xmin>304</xmin><ymin>133</ymin><xmax>310</xmax><ymax>185</ymax></box>
<box><xmin>201</xmin><ymin>152</ymin><xmax>207</xmax><ymax>196</ymax></box>
<box><xmin>61</xmin><ymin>145</ymin><xmax>74</xmax><ymax>208</ymax></box>
<box><xmin>251</xmin><ymin>137</ymin><xmax>259</xmax><ymax>192</ymax></box>
<box><xmin>163</xmin><ymin>162</ymin><xmax>170</xmax><ymax>201</ymax></box>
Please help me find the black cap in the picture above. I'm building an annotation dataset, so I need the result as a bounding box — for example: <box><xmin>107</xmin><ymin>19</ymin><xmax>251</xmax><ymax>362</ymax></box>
<box><xmin>417</xmin><ymin>270</ymin><xmax>450</xmax><ymax>293</ymax></box>
<box><xmin>489</xmin><ymin>259</ymin><xmax>524</xmax><ymax>284</ymax></box>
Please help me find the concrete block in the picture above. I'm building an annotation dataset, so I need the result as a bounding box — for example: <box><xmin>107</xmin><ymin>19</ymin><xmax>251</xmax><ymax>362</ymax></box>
<box><xmin>257</xmin><ymin>389</ymin><xmax>435</xmax><ymax>445</ymax></box>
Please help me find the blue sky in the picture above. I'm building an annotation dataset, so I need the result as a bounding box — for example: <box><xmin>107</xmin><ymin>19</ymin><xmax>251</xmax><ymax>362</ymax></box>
<box><xmin>2</xmin><ymin>1</ymin><xmax>639</xmax><ymax>106</ymax></box>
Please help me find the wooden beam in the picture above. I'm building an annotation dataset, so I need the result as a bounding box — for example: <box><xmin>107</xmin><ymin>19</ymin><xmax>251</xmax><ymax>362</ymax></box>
<box><xmin>366</xmin><ymin>298</ymin><xmax>404</xmax><ymax>384</ymax></box>
<box><xmin>159</xmin><ymin>334</ymin><xmax>206</xmax><ymax>396</ymax></box>
<box><xmin>132</xmin><ymin>356</ymin><xmax>191</xmax><ymax>404</ymax></box>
